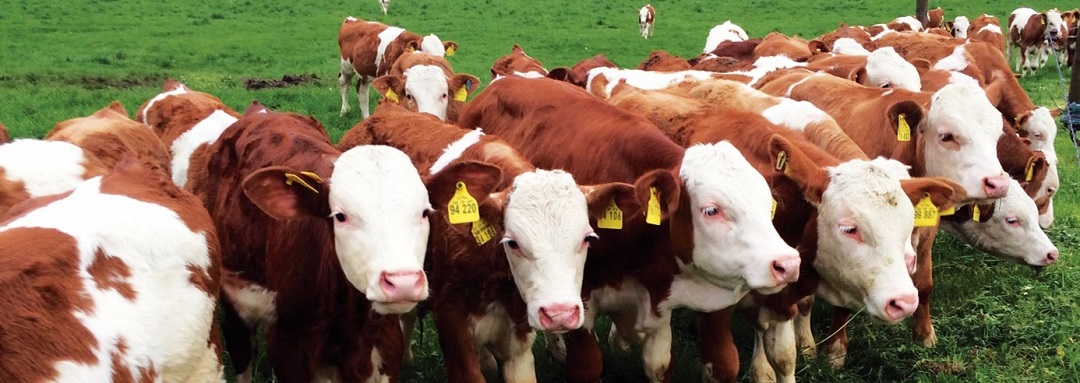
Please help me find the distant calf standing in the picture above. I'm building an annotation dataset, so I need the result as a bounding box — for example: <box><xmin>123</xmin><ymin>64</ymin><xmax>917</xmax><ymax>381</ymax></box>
<box><xmin>380</xmin><ymin>0</ymin><xmax>390</xmax><ymax>15</ymax></box>
<box><xmin>639</xmin><ymin>4</ymin><xmax>655</xmax><ymax>39</ymax></box>
<box><xmin>338</xmin><ymin>17</ymin><xmax>460</xmax><ymax>118</ymax></box>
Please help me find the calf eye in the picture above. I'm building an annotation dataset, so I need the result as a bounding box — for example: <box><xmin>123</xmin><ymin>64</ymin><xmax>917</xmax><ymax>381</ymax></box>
<box><xmin>584</xmin><ymin>233</ymin><xmax>599</xmax><ymax>246</ymax></box>
<box><xmin>702</xmin><ymin>207</ymin><xmax>720</xmax><ymax>217</ymax></box>
<box><xmin>939</xmin><ymin>133</ymin><xmax>955</xmax><ymax>142</ymax></box>
<box><xmin>332</xmin><ymin>212</ymin><xmax>347</xmax><ymax>223</ymax></box>
<box><xmin>1005</xmin><ymin>217</ymin><xmax>1020</xmax><ymax>226</ymax></box>
<box><xmin>502</xmin><ymin>238</ymin><xmax>520</xmax><ymax>250</ymax></box>
<box><xmin>422</xmin><ymin>209</ymin><xmax>433</xmax><ymax>219</ymax></box>
<box><xmin>840</xmin><ymin>225</ymin><xmax>858</xmax><ymax>235</ymax></box>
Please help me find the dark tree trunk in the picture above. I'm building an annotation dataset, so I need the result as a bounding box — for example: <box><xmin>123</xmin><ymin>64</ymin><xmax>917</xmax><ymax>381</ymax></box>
<box><xmin>916</xmin><ymin>0</ymin><xmax>929</xmax><ymax>28</ymax></box>
<box><xmin>1071</xmin><ymin>39</ymin><xmax>1080</xmax><ymax>103</ymax></box>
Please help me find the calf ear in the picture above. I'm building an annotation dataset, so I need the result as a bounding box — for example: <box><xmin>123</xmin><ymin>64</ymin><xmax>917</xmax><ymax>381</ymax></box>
<box><xmin>426</xmin><ymin>160</ymin><xmax>503</xmax><ymax>214</ymax></box>
<box><xmin>886</xmin><ymin>100</ymin><xmax>924</xmax><ymax>138</ymax></box>
<box><xmin>768</xmin><ymin>134</ymin><xmax>828</xmax><ymax>204</ymax></box>
<box><xmin>1014</xmin><ymin>109</ymin><xmax>1033</xmax><ymax>134</ymax></box>
<box><xmin>1018</xmin><ymin>153</ymin><xmax>1048</xmax><ymax>196</ymax></box>
<box><xmin>372</xmin><ymin>75</ymin><xmax>405</xmax><ymax>104</ymax></box>
<box><xmin>910</xmin><ymin>58</ymin><xmax>933</xmax><ymax>75</ymax></box>
<box><xmin>899</xmin><ymin>176</ymin><xmax>966</xmax><ymax>215</ymax></box>
<box><xmin>1049</xmin><ymin>107</ymin><xmax>1063</xmax><ymax>117</ymax></box>
<box><xmin>244</xmin><ymin>100</ymin><xmax>268</xmax><ymax>115</ymax></box>
<box><xmin>104</xmin><ymin>100</ymin><xmax>129</xmax><ymax>117</ymax></box>
<box><xmin>632</xmin><ymin>169</ymin><xmax>681</xmax><ymax>222</ymax></box>
<box><xmin>547</xmin><ymin>68</ymin><xmax>587</xmax><ymax>88</ymax></box>
<box><xmin>242</xmin><ymin>166</ymin><xmax>329</xmax><ymax>220</ymax></box>
<box><xmin>449</xmin><ymin>74</ymin><xmax>481</xmax><ymax>102</ymax></box>
<box><xmin>581</xmin><ymin>182</ymin><xmax>640</xmax><ymax>221</ymax></box>
<box><xmin>808</xmin><ymin>39</ymin><xmax>831</xmax><ymax>54</ymax></box>
<box><xmin>983</xmin><ymin>78</ymin><xmax>1004</xmax><ymax>107</ymax></box>
<box><xmin>443</xmin><ymin>41</ymin><xmax>459</xmax><ymax>56</ymax></box>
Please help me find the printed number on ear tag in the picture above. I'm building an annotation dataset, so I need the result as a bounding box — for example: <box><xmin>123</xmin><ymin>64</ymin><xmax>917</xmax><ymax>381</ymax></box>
<box><xmin>448</xmin><ymin>182</ymin><xmax>480</xmax><ymax>224</ymax></box>
<box><xmin>597</xmin><ymin>199</ymin><xmax>623</xmax><ymax>230</ymax></box>
<box><xmin>646</xmin><ymin>187</ymin><xmax>662</xmax><ymax>225</ymax></box>
<box><xmin>897</xmin><ymin>113</ymin><xmax>911</xmax><ymax>142</ymax></box>
<box><xmin>472</xmin><ymin>218</ymin><xmax>496</xmax><ymax>245</ymax></box>
<box><xmin>913</xmin><ymin>195</ymin><xmax>938</xmax><ymax>227</ymax></box>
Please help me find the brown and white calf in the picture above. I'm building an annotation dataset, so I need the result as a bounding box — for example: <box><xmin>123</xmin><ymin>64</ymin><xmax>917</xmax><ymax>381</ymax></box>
<box><xmin>806</xmin><ymin>47</ymin><xmax>923</xmax><ymax>91</ymax></box>
<box><xmin>461</xmin><ymin>77</ymin><xmax>800</xmax><ymax>383</ymax></box>
<box><xmin>202</xmin><ymin>103</ymin><xmax>460</xmax><ymax>382</ymax></box>
<box><xmin>639</xmin><ymin>4</ymin><xmax>655</xmax><ymax>39</ymax></box>
<box><xmin>926</xmin><ymin>7</ymin><xmax>945</xmax><ymax>29</ymax></box>
<box><xmin>874</xmin><ymin>35</ymin><xmax>1062</xmax><ymax>227</ymax></box>
<box><xmin>1008</xmin><ymin>7</ymin><xmax>1066</xmax><ymax>75</ymax></box>
<box><xmin>0</xmin><ymin>158</ymin><xmax>223</xmax><ymax>382</ymax></box>
<box><xmin>338</xmin><ymin>17</ymin><xmax>458</xmax><ymax>117</ymax></box>
<box><xmin>969</xmin><ymin>14</ymin><xmax>1005</xmax><ymax>53</ymax></box>
<box><xmin>379</xmin><ymin>0</ymin><xmax>390</xmax><ymax>15</ymax></box>
<box><xmin>371</xmin><ymin>52</ymin><xmax>480</xmax><ymax>122</ymax></box>
<box><xmin>490</xmin><ymin>44</ymin><xmax>549</xmax><ymax>81</ymax></box>
<box><xmin>46</xmin><ymin>102</ymin><xmax>170</xmax><ymax>174</ymax></box>
<box><xmin>339</xmin><ymin>102</ymin><xmax>637</xmax><ymax>382</ymax></box>
<box><xmin>606</xmin><ymin>84</ymin><xmax>962</xmax><ymax>383</ymax></box>
<box><xmin>136</xmin><ymin>80</ymin><xmax>241</xmax><ymax>189</ymax></box>
<box><xmin>949</xmin><ymin>16</ymin><xmax>970</xmax><ymax>38</ymax></box>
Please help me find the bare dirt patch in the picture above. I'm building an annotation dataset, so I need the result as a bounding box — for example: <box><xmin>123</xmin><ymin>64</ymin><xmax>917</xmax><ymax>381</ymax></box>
<box><xmin>243</xmin><ymin>73</ymin><xmax>320</xmax><ymax>90</ymax></box>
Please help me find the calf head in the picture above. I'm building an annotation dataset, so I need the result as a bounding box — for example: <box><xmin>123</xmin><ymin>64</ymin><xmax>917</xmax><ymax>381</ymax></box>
<box><xmin>420</xmin><ymin>34</ymin><xmax>458</xmax><ymax>57</ymax></box>
<box><xmin>675</xmin><ymin>142</ymin><xmax>800</xmax><ymax>294</ymax></box>
<box><xmin>372</xmin><ymin>62</ymin><xmax>480</xmax><ymax>121</ymax></box>
<box><xmin>942</xmin><ymin>179</ymin><xmax>1058</xmax><ymax>267</ymax></box>
<box><xmin>242</xmin><ymin>146</ymin><xmax>436</xmax><ymax>314</ymax></box>
<box><xmin>921</xmin><ymin>83</ymin><xmax>1010</xmax><ymax>202</ymax></box>
<box><xmin>865</xmin><ymin>47</ymin><xmax>922</xmax><ymax>91</ymax></box>
<box><xmin>1045</xmin><ymin>9</ymin><xmax>1067</xmax><ymax>43</ymax></box>
<box><xmin>1034</xmin><ymin>149</ymin><xmax>1059</xmax><ymax>229</ymax></box>
<box><xmin>952</xmin><ymin>16</ymin><xmax>970</xmax><ymax>38</ymax></box>
<box><xmin>497</xmin><ymin>170</ymin><xmax>637</xmax><ymax>332</ymax></box>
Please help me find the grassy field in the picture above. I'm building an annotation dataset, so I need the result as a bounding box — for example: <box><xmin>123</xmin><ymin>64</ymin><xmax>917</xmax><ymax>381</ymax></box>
<box><xmin>2</xmin><ymin>0</ymin><xmax>1079</xmax><ymax>381</ymax></box>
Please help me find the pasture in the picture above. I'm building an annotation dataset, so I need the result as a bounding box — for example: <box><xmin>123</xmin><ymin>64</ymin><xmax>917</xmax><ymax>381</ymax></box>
<box><xmin>1</xmin><ymin>0</ymin><xmax>1078</xmax><ymax>381</ymax></box>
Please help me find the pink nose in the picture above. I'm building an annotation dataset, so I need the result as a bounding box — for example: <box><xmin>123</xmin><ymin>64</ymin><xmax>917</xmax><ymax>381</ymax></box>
<box><xmin>538</xmin><ymin>304</ymin><xmax>582</xmax><ymax>331</ymax></box>
<box><xmin>884</xmin><ymin>294</ymin><xmax>919</xmax><ymax>322</ymax></box>
<box><xmin>982</xmin><ymin>175</ymin><xmax>1010</xmax><ymax>199</ymax></box>
<box><xmin>772</xmin><ymin>255</ymin><xmax>801</xmax><ymax>284</ymax></box>
<box><xmin>379</xmin><ymin>271</ymin><xmax>427</xmax><ymax>302</ymax></box>
<box><xmin>905</xmin><ymin>252</ymin><xmax>917</xmax><ymax>274</ymax></box>
<box><xmin>1045</xmin><ymin>248</ymin><xmax>1060</xmax><ymax>265</ymax></box>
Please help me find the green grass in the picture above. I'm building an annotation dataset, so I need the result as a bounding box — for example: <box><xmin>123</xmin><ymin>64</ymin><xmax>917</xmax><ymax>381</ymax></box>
<box><xmin>2</xmin><ymin>0</ymin><xmax>1078</xmax><ymax>382</ymax></box>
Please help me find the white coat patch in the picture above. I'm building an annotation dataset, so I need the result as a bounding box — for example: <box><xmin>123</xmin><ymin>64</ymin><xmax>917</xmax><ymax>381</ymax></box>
<box><xmin>429</xmin><ymin>129</ymin><xmax>484</xmax><ymax>174</ymax></box>
<box><xmin>0</xmin><ymin>139</ymin><xmax>93</xmax><ymax>197</ymax></box>
<box><xmin>761</xmin><ymin>99</ymin><xmax>829</xmax><ymax>132</ymax></box>
<box><xmin>140</xmin><ymin>85</ymin><xmax>188</xmax><ymax>123</ymax></box>
<box><xmin>170</xmin><ymin>110</ymin><xmax>238</xmax><ymax>188</ymax></box>
<box><xmin>375</xmin><ymin>27</ymin><xmax>406</xmax><ymax>70</ymax></box>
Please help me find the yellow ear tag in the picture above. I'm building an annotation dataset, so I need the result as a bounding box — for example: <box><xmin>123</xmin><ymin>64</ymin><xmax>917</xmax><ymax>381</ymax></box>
<box><xmin>775</xmin><ymin>150</ymin><xmax>789</xmax><ymax>173</ymax></box>
<box><xmin>454</xmin><ymin>86</ymin><xmax>469</xmax><ymax>102</ymax></box>
<box><xmin>971</xmin><ymin>204</ymin><xmax>981</xmax><ymax>222</ymax></box>
<box><xmin>446</xmin><ymin>46</ymin><xmax>456</xmax><ymax>57</ymax></box>
<box><xmin>913</xmin><ymin>195</ymin><xmax>938</xmax><ymax>227</ymax></box>
<box><xmin>646</xmin><ymin>187</ymin><xmax>662</xmax><ymax>225</ymax></box>
<box><xmin>471</xmin><ymin>218</ymin><xmax>496</xmax><ymax>245</ymax></box>
<box><xmin>597</xmin><ymin>199</ymin><xmax>624</xmax><ymax>230</ymax></box>
<box><xmin>897</xmin><ymin>113</ymin><xmax>911</xmax><ymax>142</ymax></box>
<box><xmin>447</xmin><ymin>181</ymin><xmax>480</xmax><ymax>224</ymax></box>
<box><xmin>1025</xmin><ymin>161</ymin><xmax>1035</xmax><ymax>182</ymax></box>
<box><xmin>939</xmin><ymin>204</ymin><xmax>955</xmax><ymax>216</ymax></box>
<box><xmin>771</xmin><ymin>198</ymin><xmax>778</xmax><ymax>219</ymax></box>
<box><xmin>299</xmin><ymin>171</ymin><xmax>323</xmax><ymax>184</ymax></box>
<box><xmin>388</xmin><ymin>87</ymin><xmax>406</xmax><ymax>103</ymax></box>
<box><xmin>284</xmin><ymin>172</ymin><xmax>319</xmax><ymax>194</ymax></box>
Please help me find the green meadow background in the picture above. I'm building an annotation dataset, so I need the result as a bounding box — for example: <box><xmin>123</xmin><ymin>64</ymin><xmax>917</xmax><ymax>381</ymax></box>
<box><xmin>2</xmin><ymin>0</ymin><xmax>1078</xmax><ymax>381</ymax></box>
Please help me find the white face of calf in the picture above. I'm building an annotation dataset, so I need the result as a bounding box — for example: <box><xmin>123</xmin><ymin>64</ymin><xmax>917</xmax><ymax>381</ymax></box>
<box><xmin>953</xmin><ymin>16</ymin><xmax>970</xmax><ymax>38</ymax></box>
<box><xmin>812</xmin><ymin>159</ymin><xmax>919</xmax><ymax>324</ymax></box>
<box><xmin>330</xmin><ymin>146</ymin><xmax>432</xmax><ymax>314</ymax></box>
<box><xmin>923</xmin><ymin>83</ymin><xmax>1009</xmax><ymax>202</ymax></box>
<box><xmin>1022</xmin><ymin>107</ymin><xmax>1058</xmax><ymax>155</ymax></box>
<box><xmin>1045</xmin><ymin>10</ymin><xmax>1066</xmax><ymax>41</ymax></box>
<box><xmin>420</xmin><ymin>34</ymin><xmax>446</xmax><ymax>56</ymax></box>
<box><xmin>866</xmin><ymin>47</ymin><xmax>922</xmax><ymax>92</ymax></box>
<box><xmin>679</xmin><ymin>143</ymin><xmax>800</xmax><ymax>294</ymax></box>
<box><xmin>501</xmin><ymin>170</ymin><xmax>592</xmax><ymax>332</ymax></box>
<box><xmin>402</xmin><ymin>65</ymin><xmax>451</xmax><ymax>121</ymax></box>
<box><xmin>942</xmin><ymin>179</ymin><xmax>1058</xmax><ymax>267</ymax></box>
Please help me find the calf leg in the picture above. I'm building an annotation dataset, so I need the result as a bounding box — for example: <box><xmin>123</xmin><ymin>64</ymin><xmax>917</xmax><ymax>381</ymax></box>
<box><xmin>399</xmin><ymin>309</ymin><xmax>418</xmax><ymax>365</ymax></box>
<box><xmin>608</xmin><ymin>311</ymin><xmax>643</xmax><ymax>352</ymax></box>
<box><xmin>794</xmin><ymin>296</ymin><xmax>817</xmax><ymax>357</ymax></box>
<box><xmin>432</xmin><ymin>309</ymin><xmax>486</xmax><ymax>383</ymax></box>
<box><xmin>641</xmin><ymin>315</ymin><xmax>674</xmax><ymax>383</ymax></box>
<box><xmin>821</xmin><ymin>307</ymin><xmax>851</xmax><ymax>369</ymax></box>
<box><xmin>750</xmin><ymin>328</ymin><xmax>776</xmax><ymax>383</ymax></box>
<box><xmin>912</xmin><ymin>229</ymin><xmax>938</xmax><ymax>347</ymax></box>
<box><xmin>697</xmin><ymin>308</ymin><xmax>739</xmax><ymax>383</ymax></box>
<box><xmin>339</xmin><ymin>58</ymin><xmax>356</xmax><ymax>116</ymax></box>
<box><xmin>563</xmin><ymin>329</ymin><xmax>604</xmax><ymax>383</ymax></box>
<box><xmin>499</xmin><ymin>332</ymin><xmax>538</xmax><ymax>383</ymax></box>
<box><xmin>265</xmin><ymin>328</ymin><xmax>316</xmax><ymax>383</ymax></box>
<box><xmin>357</xmin><ymin>76</ymin><xmax>375</xmax><ymax>119</ymax></box>
<box><xmin>220</xmin><ymin>299</ymin><xmax>255</xmax><ymax>383</ymax></box>
<box><xmin>762</xmin><ymin>319</ymin><xmax>797</xmax><ymax>383</ymax></box>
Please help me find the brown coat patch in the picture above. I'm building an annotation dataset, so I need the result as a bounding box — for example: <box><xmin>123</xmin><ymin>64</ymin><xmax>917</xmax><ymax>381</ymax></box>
<box><xmin>48</xmin><ymin>101</ymin><xmax>171</xmax><ymax>177</ymax></box>
<box><xmin>88</xmin><ymin>248</ymin><xmax>136</xmax><ymax>300</ymax></box>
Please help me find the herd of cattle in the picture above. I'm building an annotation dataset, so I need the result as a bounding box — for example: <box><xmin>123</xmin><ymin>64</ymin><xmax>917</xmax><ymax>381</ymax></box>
<box><xmin>0</xmin><ymin>3</ymin><xmax>1069</xmax><ymax>383</ymax></box>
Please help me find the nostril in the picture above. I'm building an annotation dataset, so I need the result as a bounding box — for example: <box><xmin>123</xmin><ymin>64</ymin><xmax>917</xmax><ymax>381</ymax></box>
<box><xmin>1047</xmin><ymin>250</ymin><xmax>1059</xmax><ymax>263</ymax></box>
<box><xmin>772</xmin><ymin>260</ymin><xmax>787</xmax><ymax>275</ymax></box>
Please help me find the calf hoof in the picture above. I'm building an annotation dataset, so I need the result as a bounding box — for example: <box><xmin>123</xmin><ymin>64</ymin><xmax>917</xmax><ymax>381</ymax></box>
<box><xmin>479</xmin><ymin>347</ymin><xmax>498</xmax><ymax>375</ymax></box>
<box><xmin>544</xmin><ymin>332</ymin><xmax>568</xmax><ymax>364</ymax></box>
<box><xmin>607</xmin><ymin>324</ymin><xmax>632</xmax><ymax>352</ymax></box>
<box><xmin>799</xmin><ymin>345</ymin><xmax>817</xmax><ymax>358</ymax></box>
<box><xmin>916</xmin><ymin>326</ymin><xmax>939</xmax><ymax>348</ymax></box>
<box><xmin>750</xmin><ymin>364</ymin><xmax>777</xmax><ymax>383</ymax></box>
<box><xmin>823</xmin><ymin>342</ymin><xmax>847</xmax><ymax>369</ymax></box>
